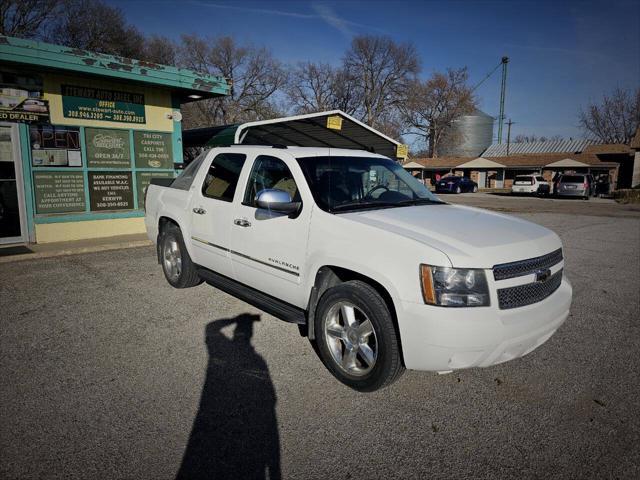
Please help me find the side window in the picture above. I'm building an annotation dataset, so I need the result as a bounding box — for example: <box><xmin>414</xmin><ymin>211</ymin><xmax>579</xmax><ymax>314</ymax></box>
<box><xmin>536</xmin><ymin>176</ymin><xmax>545</xmax><ymax>182</ymax></box>
<box><xmin>172</xmin><ymin>150</ymin><xmax>208</xmax><ymax>191</ymax></box>
<box><xmin>243</xmin><ymin>155</ymin><xmax>299</xmax><ymax>207</ymax></box>
<box><xmin>202</xmin><ymin>153</ymin><xmax>246</xmax><ymax>202</ymax></box>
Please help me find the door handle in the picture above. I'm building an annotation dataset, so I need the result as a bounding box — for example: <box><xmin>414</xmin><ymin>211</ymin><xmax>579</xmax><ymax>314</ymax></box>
<box><xmin>192</xmin><ymin>207</ymin><xmax>206</xmax><ymax>215</ymax></box>
<box><xmin>233</xmin><ymin>218</ymin><xmax>251</xmax><ymax>227</ymax></box>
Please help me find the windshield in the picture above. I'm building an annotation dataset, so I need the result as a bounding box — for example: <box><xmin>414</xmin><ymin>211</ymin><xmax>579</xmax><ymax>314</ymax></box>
<box><xmin>296</xmin><ymin>155</ymin><xmax>442</xmax><ymax>212</ymax></box>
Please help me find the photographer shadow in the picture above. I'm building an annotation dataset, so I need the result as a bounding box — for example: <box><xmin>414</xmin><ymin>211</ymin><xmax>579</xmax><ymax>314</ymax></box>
<box><xmin>176</xmin><ymin>314</ymin><xmax>280</xmax><ymax>480</ymax></box>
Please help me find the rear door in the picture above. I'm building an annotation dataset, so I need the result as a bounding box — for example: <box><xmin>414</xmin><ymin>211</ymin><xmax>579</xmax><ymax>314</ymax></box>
<box><xmin>228</xmin><ymin>153</ymin><xmax>312</xmax><ymax>307</ymax></box>
<box><xmin>189</xmin><ymin>151</ymin><xmax>248</xmax><ymax>278</ymax></box>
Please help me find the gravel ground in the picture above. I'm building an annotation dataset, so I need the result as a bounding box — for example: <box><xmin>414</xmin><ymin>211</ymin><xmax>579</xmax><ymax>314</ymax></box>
<box><xmin>1</xmin><ymin>206</ymin><xmax>639</xmax><ymax>479</ymax></box>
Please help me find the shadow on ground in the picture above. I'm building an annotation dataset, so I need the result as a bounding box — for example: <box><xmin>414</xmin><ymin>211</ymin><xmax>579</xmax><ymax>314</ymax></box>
<box><xmin>176</xmin><ymin>314</ymin><xmax>281</xmax><ymax>480</ymax></box>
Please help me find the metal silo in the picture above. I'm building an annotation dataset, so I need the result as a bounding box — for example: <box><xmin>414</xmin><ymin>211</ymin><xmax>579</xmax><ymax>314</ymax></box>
<box><xmin>438</xmin><ymin>110</ymin><xmax>494</xmax><ymax>157</ymax></box>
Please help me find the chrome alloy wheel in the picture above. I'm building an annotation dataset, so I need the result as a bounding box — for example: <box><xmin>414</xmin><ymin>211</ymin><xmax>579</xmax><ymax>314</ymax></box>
<box><xmin>323</xmin><ymin>302</ymin><xmax>378</xmax><ymax>376</ymax></box>
<box><xmin>163</xmin><ymin>237</ymin><xmax>182</xmax><ymax>282</ymax></box>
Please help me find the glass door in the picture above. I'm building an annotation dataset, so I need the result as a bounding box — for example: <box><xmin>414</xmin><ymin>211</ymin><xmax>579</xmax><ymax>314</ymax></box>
<box><xmin>0</xmin><ymin>124</ymin><xmax>27</xmax><ymax>244</ymax></box>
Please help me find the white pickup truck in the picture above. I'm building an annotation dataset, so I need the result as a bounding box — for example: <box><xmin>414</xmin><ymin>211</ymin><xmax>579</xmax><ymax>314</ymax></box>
<box><xmin>145</xmin><ymin>146</ymin><xmax>572</xmax><ymax>391</ymax></box>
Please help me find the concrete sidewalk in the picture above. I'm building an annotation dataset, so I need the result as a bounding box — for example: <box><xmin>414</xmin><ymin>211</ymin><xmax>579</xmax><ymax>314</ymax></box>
<box><xmin>0</xmin><ymin>233</ymin><xmax>152</xmax><ymax>264</ymax></box>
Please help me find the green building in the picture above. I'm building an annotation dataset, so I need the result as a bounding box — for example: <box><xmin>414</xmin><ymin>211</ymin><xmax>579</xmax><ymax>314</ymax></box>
<box><xmin>0</xmin><ymin>35</ymin><xmax>229</xmax><ymax>245</ymax></box>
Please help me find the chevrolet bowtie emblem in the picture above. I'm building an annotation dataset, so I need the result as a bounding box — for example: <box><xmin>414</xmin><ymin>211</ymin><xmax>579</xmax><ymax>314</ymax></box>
<box><xmin>535</xmin><ymin>268</ymin><xmax>551</xmax><ymax>283</ymax></box>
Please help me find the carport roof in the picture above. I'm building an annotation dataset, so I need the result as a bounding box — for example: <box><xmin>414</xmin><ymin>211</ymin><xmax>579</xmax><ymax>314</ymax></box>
<box><xmin>545</xmin><ymin>158</ymin><xmax>590</xmax><ymax>168</ymax></box>
<box><xmin>182</xmin><ymin>110</ymin><xmax>403</xmax><ymax>159</ymax></box>
<box><xmin>402</xmin><ymin>161</ymin><xmax>426</xmax><ymax>169</ymax></box>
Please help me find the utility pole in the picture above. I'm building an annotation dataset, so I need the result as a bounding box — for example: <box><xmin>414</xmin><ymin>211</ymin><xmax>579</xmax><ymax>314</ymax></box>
<box><xmin>497</xmin><ymin>56</ymin><xmax>509</xmax><ymax>144</ymax></box>
<box><xmin>505</xmin><ymin>118</ymin><xmax>515</xmax><ymax>155</ymax></box>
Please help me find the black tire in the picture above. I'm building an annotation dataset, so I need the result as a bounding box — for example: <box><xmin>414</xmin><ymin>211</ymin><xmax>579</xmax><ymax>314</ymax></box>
<box><xmin>159</xmin><ymin>223</ymin><xmax>203</xmax><ymax>288</ymax></box>
<box><xmin>314</xmin><ymin>280</ymin><xmax>404</xmax><ymax>392</ymax></box>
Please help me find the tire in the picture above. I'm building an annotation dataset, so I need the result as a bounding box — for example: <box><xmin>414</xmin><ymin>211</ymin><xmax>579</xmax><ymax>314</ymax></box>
<box><xmin>314</xmin><ymin>280</ymin><xmax>405</xmax><ymax>392</ymax></box>
<box><xmin>472</xmin><ymin>185</ymin><xmax>478</xmax><ymax>193</ymax></box>
<box><xmin>455</xmin><ymin>186</ymin><xmax>461</xmax><ymax>194</ymax></box>
<box><xmin>159</xmin><ymin>223</ymin><xmax>203</xmax><ymax>288</ymax></box>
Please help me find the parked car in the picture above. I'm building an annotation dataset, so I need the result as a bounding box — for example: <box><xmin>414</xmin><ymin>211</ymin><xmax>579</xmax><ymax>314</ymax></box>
<box><xmin>435</xmin><ymin>175</ymin><xmax>478</xmax><ymax>194</ymax></box>
<box><xmin>145</xmin><ymin>146</ymin><xmax>572</xmax><ymax>392</ymax></box>
<box><xmin>511</xmin><ymin>175</ymin><xmax>550</xmax><ymax>196</ymax></box>
<box><xmin>556</xmin><ymin>174</ymin><xmax>593</xmax><ymax>199</ymax></box>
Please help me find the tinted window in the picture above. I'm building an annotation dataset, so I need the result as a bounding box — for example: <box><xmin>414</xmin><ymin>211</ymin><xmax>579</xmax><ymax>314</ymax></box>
<box><xmin>172</xmin><ymin>150</ymin><xmax>208</xmax><ymax>190</ymax></box>
<box><xmin>536</xmin><ymin>176</ymin><xmax>545</xmax><ymax>182</ymax></box>
<box><xmin>297</xmin><ymin>156</ymin><xmax>439</xmax><ymax>212</ymax></box>
<box><xmin>560</xmin><ymin>175</ymin><xmax>585</xmax><ymax>183</ymax></box>
<box><xmin>202</xmin><ymin>153</ymin><xmax>246</xmax><ymax>202</ymax></box>
<box><xmin>244</xmin><ymin>155</ymin><xmax>299</xmax><ymax>207</ymax></box>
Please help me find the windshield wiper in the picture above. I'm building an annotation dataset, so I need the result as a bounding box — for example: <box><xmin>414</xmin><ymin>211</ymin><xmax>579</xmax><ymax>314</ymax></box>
<box><xmin>331</xmin><ymin>198</ymin><xmax>445</xmax><ymax>213</ymax></box>
<box><xmin>395</xmin><ymin>198</ymin><xmax>446</xmax><ymax>206</ymax></box>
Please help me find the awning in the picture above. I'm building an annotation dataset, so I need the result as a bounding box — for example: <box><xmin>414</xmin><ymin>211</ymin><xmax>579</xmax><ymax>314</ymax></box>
<box><xmin>182</xmin><ymin>110</ymin><xmax>403</xmax><ymax>159</ymax></box>
<box><xmin>545</xmin><ymin>158</ymin><xmax>590</xmax><ymax>168</ymax></box>
<box><xmin>456</xmin><ymin>157</ymin><xmax>505</xmax><ymax>169</ymax></box>
<box><xmin>402</xmin><ymin>161</ymin><xmax>426</xmax><ymax>169</ymax></box>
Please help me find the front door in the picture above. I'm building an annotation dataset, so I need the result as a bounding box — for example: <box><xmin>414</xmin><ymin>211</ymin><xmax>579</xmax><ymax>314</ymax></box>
<box><xmin>229</xmin><ymin>153</ymin><xmax>311</xmax><ymax>307</ymax></box>
<box><xmin>0</xmin><ymin>124</ymin><xmax>27</xmax><ymax>244</ymax></box>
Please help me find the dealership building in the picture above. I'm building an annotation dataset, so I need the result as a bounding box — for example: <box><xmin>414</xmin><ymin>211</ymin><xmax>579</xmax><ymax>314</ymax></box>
<box><xmin>0</xmin><ymin>35</ymin><xmax>230</xmax><ymax>245</ymax></box>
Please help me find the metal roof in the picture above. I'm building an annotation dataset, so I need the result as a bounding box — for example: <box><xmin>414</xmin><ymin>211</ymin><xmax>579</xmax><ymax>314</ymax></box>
<box><xmin>0</xmin><ymin>35</ymin><xmax>230</xmax><ymax>100</ymax></box>
<box><xmin>545</xmin><ymin>158</ymin><xmax>590</xmax><ymax>168</ymax></box>
<box><xmin>482</xmin><ymin>139</ymin><xmax>596</xmax><ymax>157</ymax></box>
<box><xmin>402</xmin><ymin>161</ymin><xmax>426</xmax><ymax>169</ymax></box>
<box><xmin>182</xmin><ymin>110</ymin><xmax>402</xmax><ymax>159</ymax></box>
<box><xmin>456</xmin><ymin>157</ymin><xmax>505</xmax><ymax>169</ymax></box>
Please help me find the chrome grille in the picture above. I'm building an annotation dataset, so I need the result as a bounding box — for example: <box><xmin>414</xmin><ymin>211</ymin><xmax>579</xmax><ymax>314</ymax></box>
<box><xmin>497</xmin><ymin>269</ymin><xmax>563</xmax><ymax>310</ymax></box>
<box><xmin>493</xmin><ymin>248</ymin><xmax>563</xmax><ymax>281</ymax></box>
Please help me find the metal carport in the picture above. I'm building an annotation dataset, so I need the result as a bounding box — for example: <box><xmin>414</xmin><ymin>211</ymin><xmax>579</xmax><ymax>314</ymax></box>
<box><xmin>182</xmin><ymin>110</ymin><xmax>404</xmax><ymax>160</ymax></box>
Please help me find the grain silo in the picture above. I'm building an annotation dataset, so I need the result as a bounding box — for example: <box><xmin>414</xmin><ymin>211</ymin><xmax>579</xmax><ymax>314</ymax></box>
<box><xmin>438</xmin><ymin>109</ymin><xmax>494</xmax><ymax>157</ymax></box>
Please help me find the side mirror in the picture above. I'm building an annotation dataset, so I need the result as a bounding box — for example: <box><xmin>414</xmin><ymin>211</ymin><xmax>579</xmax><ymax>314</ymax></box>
<box><xmin>256</xmin><ymin>189</ymin><xmax>301</xmax><ymax>214</ymax></box>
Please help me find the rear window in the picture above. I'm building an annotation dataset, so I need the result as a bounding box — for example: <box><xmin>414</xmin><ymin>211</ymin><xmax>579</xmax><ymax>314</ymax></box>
<box><xmin>515</xmin><ymin>176</ymin><xmax>533</xmax><ymax>184</ymax></box>
<box><xmin>560</xmin><ymin>175</ymin><xmax>585</xmax><ymax>183</ymax></box>
<box><xmin>172</xmin><ymin>150</ymin><xmax>208</xmax><ymax>190</ymax></box>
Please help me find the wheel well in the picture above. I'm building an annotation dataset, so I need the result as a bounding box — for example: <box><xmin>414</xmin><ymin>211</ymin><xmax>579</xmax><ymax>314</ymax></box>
<box><xmin>306</xmin><ymin>265</ymin><xmax>404</xmax><ymax>366</ymax></box>
<box><xmin>156</xmin><ymin>216</ymin><xmax>179</xmax><ymax>263</ymax></box>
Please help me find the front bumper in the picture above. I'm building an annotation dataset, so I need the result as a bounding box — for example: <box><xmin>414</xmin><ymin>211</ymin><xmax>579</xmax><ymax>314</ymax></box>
<box><xmin>396</xmin><ymin>275</ymin><xmax>572</xmax><ymax>371</ymax></box>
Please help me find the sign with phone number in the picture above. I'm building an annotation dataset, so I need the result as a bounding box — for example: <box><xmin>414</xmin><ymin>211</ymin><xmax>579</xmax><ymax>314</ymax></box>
<box><xmin>61</xmin><ymin>84</ymin><xmax>146</xmax><ymax>124</ymax></box>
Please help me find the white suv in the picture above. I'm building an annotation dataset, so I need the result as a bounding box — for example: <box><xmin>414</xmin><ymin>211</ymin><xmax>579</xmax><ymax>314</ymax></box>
<box><xmin>145</xmin><ymin>146</ymin><xmax>572</xmax><ymax>391</ymax></box>
<box><xmin>511</xmin><ymin>175</ymin><xmax>551</xmax><ymax>196</ymax></box>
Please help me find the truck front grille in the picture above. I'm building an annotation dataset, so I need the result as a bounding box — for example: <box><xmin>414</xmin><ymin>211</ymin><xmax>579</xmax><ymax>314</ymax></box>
<box><xmin>493</xmin><ymin>248</ymin><xmax>563</xmax><ymax>281</ymax></box>
<box><xmin>497</xmin><ymin>269</ymin><xmax>563</xmax><ymax>310</ymax></box>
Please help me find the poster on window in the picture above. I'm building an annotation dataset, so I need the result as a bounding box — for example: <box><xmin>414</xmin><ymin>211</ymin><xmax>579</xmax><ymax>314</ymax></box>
<box><xmin>88</xmin><ymin>172</ymin><xmax>134</xmax><ymax>211</ymax></box>
<box><xmin>0</xmin><ymin>71</ymin><xmax>50</xmax><ymax>123</ymax></box>
<box><xmin>85</xmin><ymin>128</ymin><xmax>131</xmax><ymax>168</ymax></box>
<box><xmin>30</xmin><ymin>125</ymin><xmax>81</xmax><ymax>167</ymax></box>
<box><xmin>134</xmin><ymin>131</ymin><xmax>173</xmax><ymax>169</ymax></box>
<box><xmin>33</xmin><ymin>171</ymin><xmax>86</xmax><ymax>214</ymax></box>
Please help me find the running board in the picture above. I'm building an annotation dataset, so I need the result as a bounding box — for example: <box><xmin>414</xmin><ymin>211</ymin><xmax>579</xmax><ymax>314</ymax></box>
<box><xmin>196</xmin><ymin>267</ymin><xmax>307</xmax><ymax>325</ymax></box>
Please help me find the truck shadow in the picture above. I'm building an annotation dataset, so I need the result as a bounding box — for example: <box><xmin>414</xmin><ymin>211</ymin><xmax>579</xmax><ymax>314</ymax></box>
<box><xmin>176</xmin><ymin>313</ymin><xmax>281</xmax><ymax>480</ymax></box>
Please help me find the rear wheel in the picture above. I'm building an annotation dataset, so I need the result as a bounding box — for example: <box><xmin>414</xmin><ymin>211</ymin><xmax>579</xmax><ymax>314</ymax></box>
<box><xmin>472</xmin><ymin>185</ymin><xmax>478</xmax><ymax>193</ymax></box>
<box><xmin>315</xmin><ymin>280</ymin><xmax>404</xmax><ymax>392</ymax></box>
<box><xmin>160</xmin><ymin>223</ymin><xmax>202</xmax><ymax>288</ymax></box>
<box><xmin>455</xmin><ymin>186</ymin><xmax>462</xmax><ymax>194</ymax></box>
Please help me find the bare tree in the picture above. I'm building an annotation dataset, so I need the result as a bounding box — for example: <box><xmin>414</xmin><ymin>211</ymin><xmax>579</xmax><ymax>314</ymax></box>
<box><xmin>0</xmin><ymin>0</ymin><xmax>61</xmax><ymax>38</ymax></box>
<box><xmin>400</xmin><ymin>67</ymin><xmax>476</xmax><ymax>157</ymax></box>
<box><xmin>579</xmin><ymin>87</ymin><xmax>640</xmax><ymax>144</ymax></box>
<box><xmin>179</xmin><ymin>35</ymin><xmax>287</xmax><ymax>128</ymax></box>
<box><xmin>285</xmin><ymin>62</ymin><xmax>360</xmax><ymax>115</ymax></box>
<box><xmin>344</xmin><ymin>35</ymin><xmax>420</xmax><ymax>130</ymax></box>
<box><xmin>143</xmin><ymin>35</ymin><xmax>178</xmax><ymax>65</ymax></box>
<box><xmin>47</xmin><ymin>0</ymin><xmax>145</xmax><ymax>58</ymax></box>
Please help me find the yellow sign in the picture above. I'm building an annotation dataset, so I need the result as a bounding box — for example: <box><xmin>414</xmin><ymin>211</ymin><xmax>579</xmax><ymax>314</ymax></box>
<box><xmin>396</xmin><ymin>143</ymin><xmax>408</xmax><ymax>160</ymax></box>
<box><xmin>326</xmin><ymin>115</ymin><xmax>343</xmax><ymax>130</ymax></box>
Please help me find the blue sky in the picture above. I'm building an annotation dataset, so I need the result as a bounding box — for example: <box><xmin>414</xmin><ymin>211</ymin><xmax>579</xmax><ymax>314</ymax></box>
<box><xmin>109</xmin><ymin>0</ymin><xmax>639</xmax><ymax>142</ymax></box>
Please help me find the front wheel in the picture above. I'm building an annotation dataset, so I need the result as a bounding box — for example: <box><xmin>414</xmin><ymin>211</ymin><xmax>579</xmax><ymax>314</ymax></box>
<box><xmin>472</xmin><ymin>185</ymin><xmax>478</xmax><ymax>193</ymax></box>
<box><xmin>315</xmin><ymin>281</ymin><xmax>404</xmax><ymax>392</ymax></box>
<box><xmin>455</xmin><ymin>186</ymin><xmax>461</xmax><ymax>194</ymax></box>
<box><xmin>160</xmin><ymin>223</ymin><xmax>203</xmax><ymax>288</ymax></box>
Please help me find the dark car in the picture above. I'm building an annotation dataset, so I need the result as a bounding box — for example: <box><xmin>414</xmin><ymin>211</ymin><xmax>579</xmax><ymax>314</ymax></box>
<box><xmin>435</xmin><ymin>176</ymin><xmax>478</xmax><ymax>194</ymax></box>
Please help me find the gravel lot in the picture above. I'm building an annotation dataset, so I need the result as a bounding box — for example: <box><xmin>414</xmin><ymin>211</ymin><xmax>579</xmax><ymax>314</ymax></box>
<box><xmin>1</xmin><ymin>198</ymin><xmax>639</xmax><ymax>479</ymax></box>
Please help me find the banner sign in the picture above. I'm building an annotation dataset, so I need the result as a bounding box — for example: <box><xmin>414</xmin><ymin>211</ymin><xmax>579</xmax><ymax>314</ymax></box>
<box><xmin>61</xmin><ymin>85</ymin><xmax>145</xmax><ymax>124</ymax></box>
<box><xmin>134</xmin><ymin>131</ymin><xmax>173</xmax><ymax>169</ymax></box>
<box><xmin>136</xmin><ymin>171</ymin><xmax>174</xmax><ymax>209</ymax></box>
<box><xmin>85</xmin><ymin>128</ymin><xmax>131</xmax><ymax>168</ymax></box>
<box><xmin>33</xmin><ymin>171</ymin><xmax>86</xmax><ymax>214</ymax></box>
<box><xmin>88</xmin><ymin>172</ymin><xmax>134</xmax><ymax>211</ymax></box>
<box><xmin>30</xmin><ymin>125</ymin><xmax>82</xmax><ymax>167</ymax></box>
<box><xmin>0</xmin><ymin>71</ymin><xmax>50</xmax><ymax>123</ymax></box>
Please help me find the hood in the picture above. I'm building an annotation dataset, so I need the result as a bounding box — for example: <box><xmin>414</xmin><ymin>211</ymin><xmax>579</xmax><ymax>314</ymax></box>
<box><xmin>341</xmin><ymin>204</ymin><xmax>561</xmax><ymax>268</ymax></box>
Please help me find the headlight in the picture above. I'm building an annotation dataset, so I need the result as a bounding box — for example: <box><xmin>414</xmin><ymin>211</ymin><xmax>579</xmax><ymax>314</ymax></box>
<box><xmin>420</xmin><ymin>265</ymin><xmax>490</xmax><ymax>307</ymax></box>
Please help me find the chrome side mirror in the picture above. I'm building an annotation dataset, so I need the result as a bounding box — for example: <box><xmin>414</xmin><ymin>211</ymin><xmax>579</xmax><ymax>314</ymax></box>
<box><xmin>255</xmin><ymin>189</ymin><xmax>301</xmax><ymax>214</ymax></box>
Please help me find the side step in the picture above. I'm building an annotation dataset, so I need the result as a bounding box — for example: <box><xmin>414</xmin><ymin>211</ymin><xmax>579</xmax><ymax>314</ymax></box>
<box><xmin>196</xmin><ymin>267</ymin><xmax>307</xmax><ymax>325</ymax></box>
